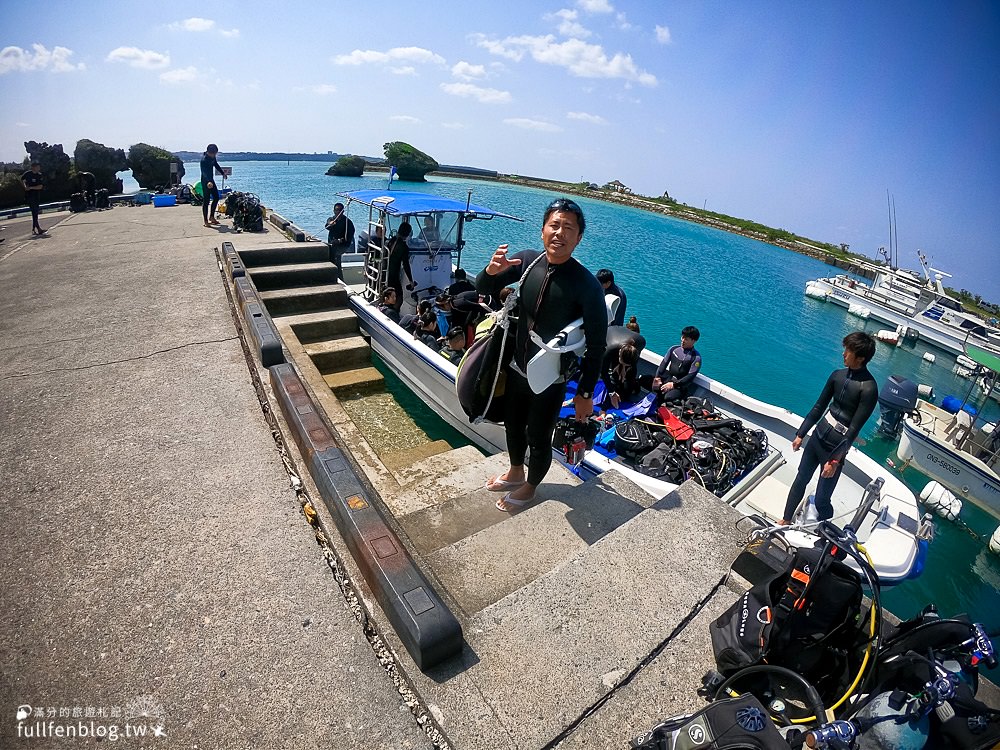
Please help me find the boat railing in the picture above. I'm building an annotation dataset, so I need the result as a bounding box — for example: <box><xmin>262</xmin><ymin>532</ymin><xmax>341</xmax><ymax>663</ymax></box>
<box><xmin>362</xmin><ymin>241</ymin><xmax>388</xmax><ymax>302</ymax></box>
<box><xmin>915</xmin><ymin>406</ymin><xmax>1000</xmax><ymax>469</ymax></box>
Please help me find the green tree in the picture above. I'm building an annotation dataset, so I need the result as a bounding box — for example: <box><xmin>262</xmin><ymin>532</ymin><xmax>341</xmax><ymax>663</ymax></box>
<box><xmin>74</xmin><ymin>139</ymin><xmax>128</xmax><ymax>194</ymax></box>
<box><xmin>127</xmin><ymin>143</ymin><xmax>185</xmax><ymax>188</ymax></box>
<box><xmin>24</xmin><ymin>140</ymin><xmax>73</xmax><ymax>199</ymax></box>
<box><xmin>326</xmin><ymin>155</ymin><xmax>366</xmax><ymax>177</ymax></box>
<box><xmin>0</xmin><ymin>171</ymin><xmax>25</xmax><ymax>210</ymax></box>
<box><xmin>383</xmin><ymin>142</ymin><xmax>438</xmax><ymax>182</ymax></box>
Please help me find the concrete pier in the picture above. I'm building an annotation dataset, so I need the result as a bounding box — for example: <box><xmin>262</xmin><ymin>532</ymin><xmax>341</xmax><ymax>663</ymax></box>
<box><xmin>2</xmin><ymin>202</ymin><xmax>995</xmax><ymax>750</ymax></box>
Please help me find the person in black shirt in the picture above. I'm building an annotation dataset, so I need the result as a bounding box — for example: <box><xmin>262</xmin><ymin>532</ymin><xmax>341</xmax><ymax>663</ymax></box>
<box><xmin>325</xmin><ymin>202</ymin><xmax>355</xmax><ymax>280</ymax></box>
<box><xmin>476</xmin><ymin>198</ymin><xmax>607</xmax><ymax>512</ymax></box>
<box><xmin>22</xmin><ymin>161</ymin><xmax>45</xmax><ymax>235</ymax></box>
<box><xmin>386</xmin><ymin>222</ymin><xmax>414</xmax><ymax>311</ymax></box>
<box><xmin>596</xmin><ymin>268</ymin><xmax>627</xmax><ymax>327</ymax></box>
<box><xmin>199</xmin><ymin>144</ymin><xmax>226</xmax><ymax>228</ymax></box>
<box><xmin>780</xmin><ymin>331</ymin><xmax>878</xmax><ymax>525</ymax></box>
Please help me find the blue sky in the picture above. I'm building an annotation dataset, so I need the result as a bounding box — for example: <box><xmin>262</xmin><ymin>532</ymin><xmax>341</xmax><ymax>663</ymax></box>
<box><xmin>3</xmin><ymin>1</ymin><xmax>998</xmax><ymax>298</ymax></box>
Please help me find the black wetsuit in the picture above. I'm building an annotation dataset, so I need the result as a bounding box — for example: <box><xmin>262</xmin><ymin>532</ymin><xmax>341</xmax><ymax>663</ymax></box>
<box><xmin>200</xmin><ymin>153</ymin><xmax>223</xmax><ymax>223</ymax></box>
<box><xmin>326</xmin><ymin>213</ymin><xmax>355</xmax><ymax>280</ymax></box>
<box><xmin>645</xmin><ymin>344</ymin><xmax>702</xmax><ymax>403</ymax></box>
<box><xmin>22</xmin><ymin>169</ymin><xmax>43</xmax><ymax>232</ymax></box>
<box><xmin>386</xmin><ymin>236</ymin><xmax>414</xmax><ymax>309</ymax></box>
<box><xmin>477</xmin><ymin>249</ymin><xmax>607</xmax><ymax>486</ymax></box>
<box><xmin>782</xmin><ymin>365</ymin><xmax>878</xmax><ymax>522</ymax></box>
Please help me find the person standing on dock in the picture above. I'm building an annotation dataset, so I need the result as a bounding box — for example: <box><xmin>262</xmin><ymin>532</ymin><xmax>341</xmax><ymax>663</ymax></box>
<box><xmin>325</xmin><ymin>202</ymin><xmax>355</xmax><ymax>280</ymax></box>
<box><xmin>596</xmin><ymin>268</ymin><xmax>627</xmax><ymax>326</ymax></box>
<box><xmin>476</xmin><ymin>198</ymin><xmax>607</xmax><ymax>513</ymax></box>
<box><xmin>22</xmin><ymin>160</ymin><xmax>45</xmax><ymax>235</ymax></box>
<box><xmin>200</xmin><ymin>144</ymin><xmax>227</xmax><ymax>228</ymax></box>
<box><xmin>779</xmin><ymin>331</ymin><xmax>878</xmax><ymax>525</ymax></box>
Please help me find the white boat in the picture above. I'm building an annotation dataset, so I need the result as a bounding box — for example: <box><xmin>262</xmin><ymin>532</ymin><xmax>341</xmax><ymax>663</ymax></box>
<box><xmin>804</xmin><ymin>252</ymin><xmax>1000</xmax><ymax>358</ymax></box>
<box><xmin>897</xmin><ymin>339</ymin><xmax>1000</xmax><ymax>519</ymax></box>
<box><xmin>338</xmin><ymin>188</ymin><xmax>931</xmax><ymax>584</ymax></box>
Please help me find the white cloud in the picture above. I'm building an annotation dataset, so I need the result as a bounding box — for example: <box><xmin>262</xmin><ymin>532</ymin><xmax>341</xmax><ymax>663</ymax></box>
<box><xmin>160</xmin><ymin>66</ymin><xmax>199</xmax><ymax>84</ymax></box>
<box><xmin>616</xmin><ymin>13</ymin><xmax>634</xmax><ymax>31</ymax></box>
<box><xmin>473</xmin><ymin>34</ymin><xmax>656</xmax><ymax>86</ymax></box>
<box><xmin>567</xmin><ymin>111</ymin><xmax>606</xmax><ymax>124</ymax></box>
<box><xmin>106</xmin><ymin>46</ymin><xmax>170</xmax><ymax>69</ymax></box>
<box><xmin>391</xmin><ymin>66</ymin><xmax>416</xmax><ymax>75</ymax></box>
<box><xmin>504</xmin><ymin>118</ymin><xmax>563</xmax><ymax>133</ymax></box>
<box><xmin>0</xmin><ymin>44</ymin><xmax>84</xmax><ymax>74</ymax></box>
<box><xmin>441</xmin><ymin>122</ymin><xmax>466</xmax><ymax>129</ymax></box>
<box><xmin>16</xmin><ymin>121</ymin><xmax>30</xmax><ymax>127</ymax></box>
<box><xmin>440</xmin><ymin>82</ymin><xmax>512</xmax><ymax>104</ymax></box>
<box><xmin>655</xmin><ymin>25</ymin><xmax>672</xmax><ymax>44</ymax></box>
<box><xmin>451</xmin><ymin>60</ymin><xmax>486</xmax><ymax>80</ymax></box>
<box><xmin>169</xmin><ymin>17</ymin><xmax>215</xmax><ymax>32</ymax></box>
<box><xmin>220</xmin><ymin>28</ymin><xmax>240</xmax><ymax>38</ymax></box>
<box><xmin>389</xmin><ymin>115</ymin><xmax>422</xmax><ymax>124</ymax></box>
<box><xmin>546</xmin><ymin>9</ymin><xmax>591</xmax><ymax>39</ymax></box>
<box><xmin>333</xmin><ymin>46</ymin><xmax>445</xmax><ymax>66</ymax></box>
<box><xmin>292</xmin><ymin>83</ymin><xmax>337</xmax><ymax>95</ymax></box>
<box><xmin>577</xmin><ymin>0</ymin><xmax>613</xmax><ymax>12</ymax></box>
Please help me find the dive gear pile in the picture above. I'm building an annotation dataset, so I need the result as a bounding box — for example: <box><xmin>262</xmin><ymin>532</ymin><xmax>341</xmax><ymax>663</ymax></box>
<box><xmin>224</xmin><ymin>191</ymin><xmax>264</xmax><ymax>232</ymax></box>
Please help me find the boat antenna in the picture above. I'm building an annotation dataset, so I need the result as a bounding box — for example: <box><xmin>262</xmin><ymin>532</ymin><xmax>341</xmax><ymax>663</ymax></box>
<box><xmin>891</xmin><ymin>193</ymin><xmax>898</xmax><ymax>269</ymax></box>
<box><xmin>387</xmin><ymin>165</ymin><xmax>396</xmax><ymax>191</ymax></box>
<box><xmin>465</xmin><ymin>188</ymin><xmax>473</xmax><ymax>214</ymax></box>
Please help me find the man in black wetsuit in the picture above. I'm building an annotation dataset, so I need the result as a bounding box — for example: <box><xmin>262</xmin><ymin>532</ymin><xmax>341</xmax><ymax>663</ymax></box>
<box><xmin>325</xmin><ymin>202</ymin><xmax>355</xmax><ymax>280</ymax></box>
<box><xmin>645</xmin><ymin>326</ymin><xmax>702</xmax><ymax>403</ymax></box>
<box><xmin>596</xmin><ymin>268</ymin><xmax>627</xmax><ymax>327</ymax></box>
<box><xmin>476</xmin><ymin>198</ymin><xmax>608</xmax><ymax>512</ymax></box>
<box><xmin>22</xmin><ymin>161</ymin><xmax>45</xmax><ymax>235</ymax></box>
<box><xmin>200</xmin><ymin>144</ymin><xmax>226</xmax><ymax>228</ymax></box>
<box><xmin>780</xmin><ymin>331</ymin><xmax>878</xmax><ymax>525</ymax></box>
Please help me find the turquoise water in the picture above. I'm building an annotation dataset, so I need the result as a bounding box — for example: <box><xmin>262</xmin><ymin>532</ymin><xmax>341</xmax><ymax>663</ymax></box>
<box><xmin>199</xmin><ymin>161</ymin><xmax>1000</xmax><ymax>629</ymax></box>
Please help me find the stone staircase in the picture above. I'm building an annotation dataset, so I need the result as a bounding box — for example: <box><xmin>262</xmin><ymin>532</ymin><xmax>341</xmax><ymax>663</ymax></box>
<box><xmin>236</xmin><ymin>243</ymin><xmax>751</xmax><ymax>748</ymax></box>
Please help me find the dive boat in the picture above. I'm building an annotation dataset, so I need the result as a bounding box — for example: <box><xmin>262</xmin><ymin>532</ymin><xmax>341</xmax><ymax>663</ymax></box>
<box><xmin>337</xmin><ymin>188</ymin><xmax>931</xmax><ymax>584</ymax></box>
<box><xmin>896</xmin><ymin>339</ymin><xmax>1000</xmax><ymax>519</ymax></box>
<box><xmin>804</xmin><ymin>252</ymin><xmax>1000</xmax><ymax>359</ymax></box>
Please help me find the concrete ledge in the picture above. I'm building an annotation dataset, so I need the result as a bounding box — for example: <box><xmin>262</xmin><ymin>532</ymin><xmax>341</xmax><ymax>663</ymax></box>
<box><xmin>250</xmin><ymin>262</ymin><xmax>339</xmax><ymax>291</ymax></box>
<box><xmin>221</xmin><ymin>241</ymin><xmax>246</xmax><ymax>279</ymax></box>
<box><xmin>239</xmin><ymin>244</ymin><xmax>330</xmax><ymax>267</ymax></box>
<box><xmin>269</xmin><ymin>211</ymin><xmax>291</xmax><ymax>230</ymax></box>
<box><xmin>269</xmin><ymin>363</ymin><xmax>463</xmax><ymax>671</ymax></box>
<box><xmin>286</xmin><ymin>223</ymin><xmax>307</xmax><ymax>242</ymax></box>
<box><xmin>242</xmin><ymin>301</ymin><xmax>285</xmax><ymax>367</ymax></box>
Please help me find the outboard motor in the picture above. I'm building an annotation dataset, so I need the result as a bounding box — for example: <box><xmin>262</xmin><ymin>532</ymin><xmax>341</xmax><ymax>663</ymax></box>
<box><xmin>877</xmin><ymin>374</ymin><xmax>919</xmax><ymax>439</ymax></box>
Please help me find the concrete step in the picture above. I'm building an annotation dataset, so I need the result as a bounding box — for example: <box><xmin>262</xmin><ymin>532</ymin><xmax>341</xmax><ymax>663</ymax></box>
<box><xmin>322</xmin><ymin>366</ymin><xmax>384</xmax><ymax>396</ymax></box>
<box><xmin>410</xmin><ymin>481</ymin><xmax>748</xmax><ymax>750</ymax></box>
<box><xmin>276</xmin><ymin>308</ymin><xmax>358</xmax><ymax>343</ymax></box>
<box><xmin>249</xmin><ymin>262</ymin><xmax>339</xmax><ymax>291</ymax></box>
<box><xmin>258</xmin><ymin>284</ymin><xmax>349</xmax><ymax>316</ymax></box>
<box><xmin>381</xmin><ymin>439</ymin><xmax>454</xmax><ymax>473</ymax></box>
<box><xmin>238</xmin><ymin>244</ymin><xmax>329</xmax><ymax>267</ymax></box>
<box><xmin>422</xmin><ymin>470</ymin><xmax>651</xmax><ymax>614</ymax></box>
<box><xmin>303</xmin><ymin>334</ymin><xmax>371</xmax><ymax>373</ymax></box>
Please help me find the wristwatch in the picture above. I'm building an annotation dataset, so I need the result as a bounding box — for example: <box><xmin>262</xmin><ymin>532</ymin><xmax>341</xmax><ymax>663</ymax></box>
<box><xmin>578</xmin><ymin>390</ymin><xmax>592</xmax><ymax>399</ymax></box>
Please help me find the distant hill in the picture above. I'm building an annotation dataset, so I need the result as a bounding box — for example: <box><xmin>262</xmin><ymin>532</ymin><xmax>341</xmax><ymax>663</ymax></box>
<box><xmin>172</xmin><ymin>150</ymin><xmax>498</xmax><ymax>178</ymax></box>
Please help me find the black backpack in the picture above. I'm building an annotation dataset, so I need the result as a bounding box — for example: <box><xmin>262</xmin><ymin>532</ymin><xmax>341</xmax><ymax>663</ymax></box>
<box><xmin>69</xmin><ymin>192</ymin><xmax>87</xmax><ymax>212</ymax></box>
<box><xmin>710</xmin><ymin>546</ymin><xmax>868</xmax><ymax>703</ymax></box>
<box><xmin>614</xmin><ymin>419</ymin><xmax>656</xmax><ymax>460</ymax></box>
<box><xmin>95</xmin><ymin>188</ymin><xmax>109</xmax><ymax>209</ymax></box>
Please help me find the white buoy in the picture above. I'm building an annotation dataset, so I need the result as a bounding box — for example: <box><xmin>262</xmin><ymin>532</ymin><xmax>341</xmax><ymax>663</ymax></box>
<box><xmin>990</xmin><ymin>526</ymin><xmax>1000</xmax><ymax>555</ymax></box>
<box><xmin>919</xmin><ymin>481</ymin><xmax>963</xmax><ymax>521</ymax></box>
<box><xmin>877</xmin><ymin>329</ymin><xmax>900</xmax><ymax>345</ymax></box>
<box><xmin>956</xmin><ymin>354</ymin><xmax>977</xmax><ymax>369</ymax></box>
<box><xmin>917</xmin><ymin>383</ymin><xmax>935</xmax><ymax>399</ymax></box>
<box><xmin>922</xmin><ymin>352</ymin><xmax>936</xmax><ymax>363</ymax></box>
<box><xmin>848</xmin><ymin>303</ymin><xmax>872</xmax><ymax>319</ymax></box>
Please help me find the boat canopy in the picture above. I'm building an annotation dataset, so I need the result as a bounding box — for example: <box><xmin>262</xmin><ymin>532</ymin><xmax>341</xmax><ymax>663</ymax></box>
<box><xmin>336</xmin><ymin>189</ymin><xmax>522</xmax><ymax>221</ymax></box>
<box><xmin>965</xmin><ymin>342</ymin><xmax>1000</xmax><ymax>374</ymax></box>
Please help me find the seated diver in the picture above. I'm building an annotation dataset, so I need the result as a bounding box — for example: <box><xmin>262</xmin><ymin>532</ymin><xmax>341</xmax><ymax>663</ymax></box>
<box><xmin>377</xmin><ymin>288</ymin><xmax>400</xmax><ymax>323</ymax></box>
<box><xmin>414</xmin><ymin>311</ymin><xmax>442</xmax><ymax>351</ymax></box>
<box><xmin>605</xmin><ymin>340</ymin><xmax>642</xmax><ymax>409</ymax></box>
<box><xmin>639</xmin><ymin>325</ymin><xmax>701</xmax><ymax>404</ymax></box>
<box><xmin>400</xmin><ymin>299</ymin><xmax>433</xmax><ymax>335</ymax></box>
<box><xmin>439</xmin><ymin>326</ymin><xmax>466</xmax><ymax>364</ymax></box>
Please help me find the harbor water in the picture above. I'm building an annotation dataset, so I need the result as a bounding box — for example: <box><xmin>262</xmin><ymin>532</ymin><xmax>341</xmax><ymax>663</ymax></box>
<box><xmin>189</xmin><ymin>161</ymin><xmax>1000</xmax><ymax>629</ymax></box>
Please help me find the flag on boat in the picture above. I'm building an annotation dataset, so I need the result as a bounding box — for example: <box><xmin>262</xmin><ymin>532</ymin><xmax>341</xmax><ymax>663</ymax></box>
<box><xmin>388</xmin><ymin>165</ymin><xmax>396</xmax><ymax>189</ymax></box>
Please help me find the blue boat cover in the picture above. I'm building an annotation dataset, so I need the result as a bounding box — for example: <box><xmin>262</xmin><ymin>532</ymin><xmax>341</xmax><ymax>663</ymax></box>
<box><xmin>337</xmin><ymin>189</ymin><xmax>521</xmax><ymax>220</ymax></box>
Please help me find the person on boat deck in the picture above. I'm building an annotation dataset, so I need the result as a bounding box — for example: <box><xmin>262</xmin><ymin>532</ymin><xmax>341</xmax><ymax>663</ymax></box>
<box><xmin>386</xmin><ymin>222</ymin><xmax>414</xmax><ymax>311</ymax></box>
<box><xmin>200</xmin><ymin>144</ymin><xmax>227</xmax><ymax>228</ymax></box>
<box><xmin>779</xmin><ymin>331</ymin><xmax>878</xmax><ymax>526</ymax></box>
<box><xmin>377</xmin><ymin>288</ymin><xmax>400</xmax><ymax>323</ymax></box>
<box><xmin>400</xmin><ymin>299</ymin><xmax>433</xmax><ymax>335</ymax></box>
<box><xmin>641</xmin><ymin>326</ymin><xmax>702</xmax><ymax>404</ymax></box>
<box><xmin>434</xmin><ymin>293</ymin><xmax>454</xmax><ymax>336</ymax></box>
<box><xmin>476</xmin><ymin>198</ymin><xmax>607</xmax><ymax>513</ymax></box>
<box><xmin>447</xmin><ymin>268</ymin><xmax>476</xmax><ymax>297</ymax></box>
<box><xmin>606</xmin><ymin>340</ymin><xmax>642</xmax><ymax>409</ymax></box>
<box><xmin>325</xmin><ymin>202</ymin><xmax>355</xmax><ymax>281</ymax></box>
<box><xmin>421</xmin><ymin>213</ymin><xmax>440</xmax><ymax>244</ymax></box>
<box><xmin>439</xmin><ymin>326</ymin><xmax>466</xmax><ymax>364</ymax></box>
<box><xmin>414</xmin><ymin>311</ymin><xmax>442</xmax><ymax>351</ymax></box>
<box><xmin>625</xmin><ymin>316</ymin><xmax>640</xmax><ymax>334</ymax></box>
<box><xmin>596</xmin><ymin>268</ymin><xmax>628</xmax><ymax>327</ymax></box>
